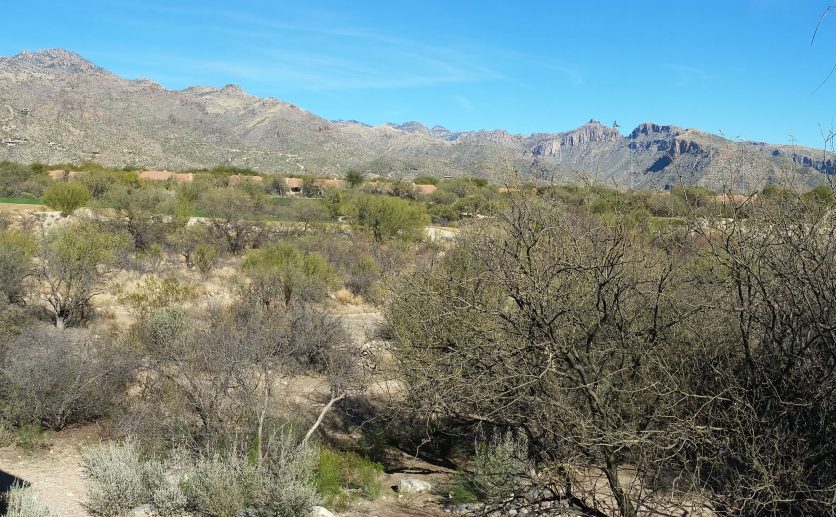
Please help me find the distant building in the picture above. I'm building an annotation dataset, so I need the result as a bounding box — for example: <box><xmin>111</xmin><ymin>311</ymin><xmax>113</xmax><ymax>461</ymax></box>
<box><xmin>172</xmin><ymin>172</ymin><xmax>194</xmax><ymax>183</ymax></box>
<box><xmin>313</xmin><ymin>178</ymin><xmax>347</xmax><ymax>190</ymax></box>
<box><xmin>714</xmin><ymin>193</ymin><xmax>757</xmax><ymax>205</ymax></box>
<box><xmin>47</xmin><ymin>169</ymin><xmax>77</xmax><ymax>181</ymax></box>
<box><xmin>283</xmin><ymin>177</ymin><xmax>304</xmax><ymax>194</ymax></box>
<box><xmin>139</xmin><ymin>170</ymin><xmax>174</xmax><ymax>182</ymax></box>
<box><xmin>228</xmin><ymin>174</ymin><xmax>264</xmax><ymax>186</ymax></box>
<box><xmin>413</xmin><ymin>183</ymin><xmax>438</xmax><ymax>195</ymax></box>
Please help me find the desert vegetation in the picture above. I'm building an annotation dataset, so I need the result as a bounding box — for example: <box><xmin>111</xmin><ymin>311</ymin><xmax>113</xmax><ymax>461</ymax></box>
<box><xmin>0</xmin><ymin>161</ymin><xmax>834</xmax><ymax>516</ymax></box>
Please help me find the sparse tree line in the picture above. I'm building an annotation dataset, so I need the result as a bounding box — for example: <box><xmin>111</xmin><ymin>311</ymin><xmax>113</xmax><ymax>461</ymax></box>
<box><xmin>12</xmin><ymin>160</ymin><xmax>828</xmax><ymax>233</ymax></box>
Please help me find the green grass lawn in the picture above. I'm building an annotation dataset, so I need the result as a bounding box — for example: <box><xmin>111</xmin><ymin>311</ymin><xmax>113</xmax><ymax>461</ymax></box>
<box><xmin>0</xmin><ymin>197</ymin><xmax>43</xmax><ymax>205</ymax></box>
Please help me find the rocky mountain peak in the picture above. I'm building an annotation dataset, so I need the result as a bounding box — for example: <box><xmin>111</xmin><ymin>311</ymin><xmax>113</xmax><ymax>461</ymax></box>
<box><xmin>0</xmin><ymin>48</ymin><xmax>832</xmax><ymax>190</ymax></box>
<box><xmin>220</xmin><ymin>83</ymin><xmax>246</xmax><ymax>94</ymax></box>
<box><xmin>564</xmin><ymin>120</ymin><xmax>622</xmax><ymax>144</ymax></box>
<box><xmin>630</xmin><ymin>122</ymin><xmax>684</xmax><ymax>139</ymax></box>
<box><xmin>529</xmin><ymin>121</ymin><xmax>622</xmax><ymax>157</ymax></box>
<box><xmin>387</xmin><ymin>121</ymin><xmax>432</xmax><ymax>135</ymax></box>
<box><xmin>3</xmin><ymin>48</ymin><xmax>103</xmax><ymax>75</ymax></box>
<box><xmin>386</xmin><ymin>121</ymin><xmax>461</xmax><ymax>141</ymax></box>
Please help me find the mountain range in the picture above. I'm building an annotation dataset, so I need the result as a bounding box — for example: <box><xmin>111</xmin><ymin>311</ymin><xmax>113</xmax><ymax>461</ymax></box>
<box><xmin>0</xmin><ymin>48</ymin><xmax>832</xmax><ymax>190</ymax></box>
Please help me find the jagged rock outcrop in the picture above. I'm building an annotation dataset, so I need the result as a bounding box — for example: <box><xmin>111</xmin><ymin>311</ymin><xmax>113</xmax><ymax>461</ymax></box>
<box><xmin>629</xmin><ymin>122</ymin><xmax>684</xmax><ymax>139</ymax></box>
<box><xmin>531</xmin><ymin>120</ymin><xmax>623</xmax><ymax>157</ymax></box>
<box><xmin>0</xmin><ymin>48</ymin><xmax>832</xmax><ymax>190</ymax></box>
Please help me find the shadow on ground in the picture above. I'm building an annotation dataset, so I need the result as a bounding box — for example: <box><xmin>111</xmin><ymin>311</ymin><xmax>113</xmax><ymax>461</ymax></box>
<box><xmin>0</xmin><ymin>470</ymin><xmax>29</xmax><ymax>514</ymax></box>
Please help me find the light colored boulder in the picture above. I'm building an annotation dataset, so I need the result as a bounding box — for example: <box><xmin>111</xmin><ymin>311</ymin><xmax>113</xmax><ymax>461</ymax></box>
<box><xmin>397</xmin><ymin>477</ymin><xmax>432</xmax><ymax>493</ymax></box>
<box><xmin>310</xmin><ymin>506</ymin><xmax>335</xmax><ymax>517</ymax></box>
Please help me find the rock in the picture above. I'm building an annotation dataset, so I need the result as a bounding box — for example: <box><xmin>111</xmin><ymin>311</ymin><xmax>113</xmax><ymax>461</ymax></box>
<box><xmin>397</xmin><ymin>477</ymin><xmax>432</xmax><ymax>493</ymax></box>
<box><xmin>310</xmin><ymin>506</ymin><xmax>335</xmax><ymax>517</ymax></box>
<box><xmin>129</xmin><ymin>505</ymin><xmax>153</xmax><ymax>517</ymax></box>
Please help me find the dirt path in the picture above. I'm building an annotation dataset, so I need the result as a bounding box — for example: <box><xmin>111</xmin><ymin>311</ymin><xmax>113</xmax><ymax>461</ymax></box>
<box><xmin>0</xmin><ymin>427</ymin><xmax>98</xmax><ymax>517</ymax></box>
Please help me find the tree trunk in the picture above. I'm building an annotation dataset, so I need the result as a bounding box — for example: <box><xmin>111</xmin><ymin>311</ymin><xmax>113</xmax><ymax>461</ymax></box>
<box><xmin>604</xmin><ymin>453</ymin><xmax>636</xmax><ymax>517</ymax></box>
<box><xmin>301</xmin><ymin>392</ymin><xmax>345</xmax><ymax>447</ymax></box>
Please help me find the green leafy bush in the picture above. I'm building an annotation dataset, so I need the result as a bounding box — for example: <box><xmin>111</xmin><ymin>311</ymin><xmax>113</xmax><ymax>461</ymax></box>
<box><xmin>0</xmin><ymin>230</ymin><xmax>35</xmax><ymax>304</ymax></box>
<box><xmin>185</xmin><ymin>453</ymin><xmax>256</xmax><ymax>517</ymax></box>
<box><xmin>447</xmin><ymin>431</ymin><xmax>530</xmax><ymax>503</ymax></box>
<box><xmin>346</xmin><ymin>194</ymin><xmax>428</xmax><ymax>242</ymax></box>
<box><xmin>241</xmin><ymin>243</ymin><xmax>337</xmax><ymax>305</ymax></box>
<box><xmin>83</xmin><ymin>437</ymin><xmax>319</xmax><ymax>517</ymax></box>
<box><xmin>470</xmin><ymin>431</ymin><xmax>530</xmax><ymax>501</ymax></box>
<box><xmin>42</xmin><ymin>181</ymin><xmax>90</xmax><ymax>216</ymax></box>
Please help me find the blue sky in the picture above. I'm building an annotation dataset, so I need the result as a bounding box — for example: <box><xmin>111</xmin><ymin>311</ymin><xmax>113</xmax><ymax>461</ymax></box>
<box><xmin>2</xmin><ymin>0</ymin><xmax>836</xmax><ymax>147</ymax></box>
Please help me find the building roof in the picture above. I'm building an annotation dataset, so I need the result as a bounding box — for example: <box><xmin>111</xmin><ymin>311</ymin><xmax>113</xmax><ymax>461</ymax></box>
<box><xmin>139</xmin><ymin>170</ymin><xmax>173</xmax><ymax>181</ymax></box>
<box><xmin>313</xmin><ymin>178</ymin><xmax>347</xmax><ymax>189</ymax></box>
<box><xmin>228</xmin><ymin>174</ymin><xmax>264</xmax><ymax>185</ymax></box>
<box><xmin>714</xmin><ymin>194</ymin><xmax>757</xmax><ymax>205</ymax></box>
<box><xmin>284</xmin><ymin>177</ymin><xmax>304</xmax><ymax>189</ymax></box>
<box><xmin>172</xmin><ymin>172</ymin><xmax>194</xmax><ymax>182</ymax></box>
<box><xmin>47</xmin><ymin>169</ymin><xmax>77</xmax><ymax>180</ymax></box>
<box><xmin>414</xmin><ymin>183</ymin><xmax>438</xmax><ymax>195</ymax></box>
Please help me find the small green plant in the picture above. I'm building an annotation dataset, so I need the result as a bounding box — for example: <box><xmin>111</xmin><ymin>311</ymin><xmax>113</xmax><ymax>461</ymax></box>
<box><xmin>448</xmin><ymin>472</ymin><xmax>478</xmax><ymax>505</ymax></box>
<box><xmin>315</xmin><ymin>448</ymin><xmax>383</xmax><ymax>510</ymax></box>
<box><xmin>119</xmin><ymin>276</ymin><xmax>196</xmax><ymax>316</ymax></box>
<box><xmin>0</xmin><ymin>420</ymin><xmax>15</xmax><ymax>447</ymax></box>
<box><xmin>5</xmin><ymin>485</ymin><xmax>55</xmax><ymax>517</ymax></box>
<box><xmin>15</xmin><ymin>425</ymin><xmax>50</xmax><ymax>453</ymax></box>
<box><xmin>469</xmin><ymin>431</ymin><xmax>531</xmax><ymax>502</ymax></box>
<box><xmin>192</xmin><ymin>243</ymin><xmax>218</xmax><ymax>273</ymax></box>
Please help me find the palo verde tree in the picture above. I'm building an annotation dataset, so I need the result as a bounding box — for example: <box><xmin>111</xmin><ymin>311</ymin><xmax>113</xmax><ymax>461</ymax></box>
<box><xmin>345</xmin><ymin>169</ymin><xmax>365</xmax><ymax>188</ymax></box>
<box><xmin>37</xmin><ymin>222</ymin><xmax>128</xmax><ymax>328</ymax></box>
<box><xmin>346</xmin><ymin>193</ymin><xmax>428</xmax><ymax>242</ymax></box>
<box><xmin>240</xmin><ymin>242</ymin><xmax>337</xmax><ymax>307</ymax></box>
<box><xmin>0</xmin><ymin>229</ymin><xmax>35</xmax><ymax>304</ymax></box>
<box><xmin>199</xmin><ymin>187</ymin><xmax>264</xmax><ymax>254</ymax></box>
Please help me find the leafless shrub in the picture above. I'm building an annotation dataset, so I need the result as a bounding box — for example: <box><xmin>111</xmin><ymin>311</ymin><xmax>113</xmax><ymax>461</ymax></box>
<box><xmin>0</xmin><ymin>326</ymin><xmax>132</xmax><ymax>430</ymax></box>
<box><xmin>388</xmin><ymin>190</ymin><xmax>836</xmax><ymax>515</ymax></box>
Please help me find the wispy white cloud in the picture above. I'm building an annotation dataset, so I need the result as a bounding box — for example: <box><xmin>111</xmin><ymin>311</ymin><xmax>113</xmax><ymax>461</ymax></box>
<box><xmin>91</xmin><ymin>1</ymin><xmax>582</xmax><ymax>95</ymax></box>
<box><xmin>663</xmin><ymin>64</ymin><xmax>707</xmax><ymax>88</ymax></box>
<box><xmin>451</xmin><ymin>95</ymin><xmax>474</xmax><ymax>111</ymax></box>
<box><xmin>96</xmin><ymin>10</ymin><xmax>503</xmax><ymax>92</ymax></box>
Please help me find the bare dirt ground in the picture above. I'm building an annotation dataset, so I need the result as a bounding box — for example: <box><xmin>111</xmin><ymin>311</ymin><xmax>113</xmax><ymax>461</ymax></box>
<box><xmin>0</xmin><ymin>426</ymin><xmax>101</xmax><ymax>517</ymax></box>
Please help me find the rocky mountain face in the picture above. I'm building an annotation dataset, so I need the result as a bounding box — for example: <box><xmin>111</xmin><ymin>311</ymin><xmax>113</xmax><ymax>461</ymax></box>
<box><xmin>1</xmin><ymin>49</ymin><xmax>831</xmax><ymax>190</ymax></box>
